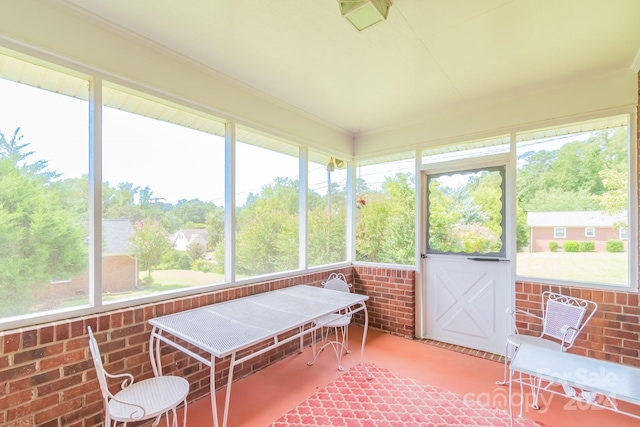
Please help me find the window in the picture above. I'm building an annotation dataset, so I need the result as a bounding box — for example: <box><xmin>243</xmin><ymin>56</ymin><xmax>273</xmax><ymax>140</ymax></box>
<box><xmin>235</xmin><ymin>127</ymin><xmax>299</xmax><ymax>277</ymax></box>
<box><xmin>102</xmin><ymin>84</ymin><xmax>226</xmax><ymax>302</ymax></box>
<box><xmin>356</xmin><ymin>154</ymin><xmax>415</xmax><ymax>264</ymax></box>
<box><xmin>427</xmin><ymin>167</ymin><xmax>506</xmax><ymax>257</ymax></box>
<box><xmin>0</xmin><ymin>53</ymin><xmax>89</xmax><ymax>318</ymax></box>
<box><xmin>308</xmin><ymin>151</ymin><xmax>347</xmax><ymax>267</ymax></box>
<box><xmin>620</xmin><ymin>228</ymin><xmax>628</xmax><ymax>239</ymax></box>
<box><xmin>516</xmin><ymin>116</ymin><xmax>632</xmax><ymax>287</ymax></box>
<box><xmin>554</xmin><ymin>227</ymin><xmax>566</xmax><ymax>238</ymax></box>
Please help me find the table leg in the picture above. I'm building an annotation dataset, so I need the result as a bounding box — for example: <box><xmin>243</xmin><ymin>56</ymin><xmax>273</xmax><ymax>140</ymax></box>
<box><xmin>222</xmin><ymin>352</ymin><xmax>237</xmax><ymax>427</ymax></box>
<box><xmin>210</xmin><ymin>356</ymin><xmax>219</xmax><ymax>427</ymax></box>
<box><xmin>361</xmin><ymin>303</ymin><xmax>371</xmax><ymax>379</ymax></box>
<box><xmin>508</xmin><ymin>366</ymin><xmax>514</xmax><ymax>427</ymax></box>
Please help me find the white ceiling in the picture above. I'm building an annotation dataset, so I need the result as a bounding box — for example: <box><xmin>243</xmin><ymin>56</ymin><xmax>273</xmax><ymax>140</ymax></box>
<box><xmin>57</xmin><ymin>0</ymin><xmax>640</xmax><ymax>135</ymax></box>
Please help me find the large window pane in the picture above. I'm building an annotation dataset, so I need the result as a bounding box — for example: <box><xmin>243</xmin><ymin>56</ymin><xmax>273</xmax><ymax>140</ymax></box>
<box><xmin>356</xmin><ymin>155</ymin><xmax>415</xmax><ymax>264</ymax></box>
<box><xmin>0</xmin><ymin>58</ymin><xmax>89</xmax><ymax>318</ymax></box>
<box><xmin>102</xmin><ymin>85</ymin><xmax>225</xmax><ymax>302</ymax></box>
<box><xmin>235</xmin><ymin>128</ymin><xmax>299</xmax><ymax>277</ymax></box>
<box><xmin>516</xmin><ymin>117</ymin><xmax>630</xmax><ymax>286</ymax></box>
<box><xmin>308</xmin><ymin>151</ymin><xmax>347</xmax><ymax>267</ymax></box>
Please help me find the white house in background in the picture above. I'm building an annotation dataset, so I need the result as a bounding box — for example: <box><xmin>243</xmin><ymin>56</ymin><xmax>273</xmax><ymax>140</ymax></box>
<box><xmin>170</xmin><ymin>228</ymin><xmax>209</xmax><ymax>251</ymax></box>
<box><xmin>526</xmin><ymin>211</ymin><xmax>628</xmax><ymax>252</ymax></box>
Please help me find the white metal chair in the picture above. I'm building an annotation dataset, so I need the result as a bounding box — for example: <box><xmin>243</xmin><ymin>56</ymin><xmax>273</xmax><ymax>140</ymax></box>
<box><xmin>308</xmin><ymin>272</ymin><xmax>353</xmax><ymax>371</ymax></box>
<box><xmin>88</xmin><ymin>327</ymin><xmax>189</xmax><ymax>427</ymax></box>
<box><xmin>498</xmin><ymin>291</ymin><xmax>598</xmax><ymax>392</ymax></box>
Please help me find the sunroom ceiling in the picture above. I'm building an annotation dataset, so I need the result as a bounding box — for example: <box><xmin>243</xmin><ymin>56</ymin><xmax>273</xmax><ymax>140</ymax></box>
<box><xmin>56</xmin><ymin>0</ymin><xmax>640</xmax><ymax>135</ymax></box>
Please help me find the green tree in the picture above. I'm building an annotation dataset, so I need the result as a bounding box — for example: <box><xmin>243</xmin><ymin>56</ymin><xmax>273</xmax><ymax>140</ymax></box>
<box><xmin>173</xmin><ymin>198</ymin><xmax>218</xmax><ymax>228</ymax></box>
<box><xmin>103</xmin><ymin>181</ymin><xmax>145</xmax><ymax>221</ymax></box>
<box><xmin>356</xmin><ymin>173</ymin><xmax>415</xmax><ymax>264</ymax></box>
<box><xmin>515</xmin><ymin>202</ymin><xmax>529</xmax><ymax>251</ymax></box>
<box><xmin>205</xmin><ymin>206</ymin><xmax>225</xmax><ymax>251</ymax></box>
<box><xmin>426</xmin><ymin>180</ymin><xmax>460</xmax><ymax>253</ymax></box>
<box><xmin>129</xmin><ymin>218</ymin><xmax>171</xmax><ymax>286</ymax></box>
<box><xmin>307</xmin><ymin>175</ymin><xmax>347</xmax><ymax>266</ymax></box>
<box><xmin>593</xmin><ymin>168</ymin><xmax>627</xmax><ymax>229</ymax></box>
<box><xmin>525</xmin><ymin>187</ymin><xmax>596</xmax><ymax>212</ymax></box>
<box><xmin>235</xmin><ymin>177</ymin><xmax>299</xmax><ymax>275</ymax></box>
<box><xmin>380</xmin><ymin>173</ymin><xmax>415</xmax><ymax>264</ymax></box>
<box><xmin>0</xmin><ymin>129</ymin><xmax>87</xmax><ymax>315</ymax></box>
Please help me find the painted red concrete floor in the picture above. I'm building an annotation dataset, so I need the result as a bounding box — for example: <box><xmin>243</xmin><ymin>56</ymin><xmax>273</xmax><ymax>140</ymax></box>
<box><xmin>178</xmin><ymin>326</ymin><xmax>639</xmax><ymax>427</ymax></box>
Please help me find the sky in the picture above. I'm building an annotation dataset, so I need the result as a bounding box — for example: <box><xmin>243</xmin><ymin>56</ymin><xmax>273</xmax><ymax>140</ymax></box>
<box><xmin>1</xmin><ymin>77</ymin><xmax>418</xmax><ymax>208</ymax></box>
<box><xmin>0</xmin><ymin>78</ymin><xmax>343</xmax><ymax>206</ymax></box>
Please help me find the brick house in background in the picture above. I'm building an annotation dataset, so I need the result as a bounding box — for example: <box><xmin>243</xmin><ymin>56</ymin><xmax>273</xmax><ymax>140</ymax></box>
<box><xmin>42</xmin><ymin>219</ymin><xmax>138</xmax><ymax>302</ymax></box>
<box><xmin>527</xmin><ymin>211</ymin><xmax>628</xmax><ymax>252</ymax></box>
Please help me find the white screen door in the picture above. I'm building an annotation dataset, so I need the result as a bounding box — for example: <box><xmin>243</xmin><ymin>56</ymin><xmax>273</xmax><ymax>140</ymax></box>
<box><xmin>423</xmin><ymin>164</ymin><xmax>511</xmax><ymax>354</ymax></box>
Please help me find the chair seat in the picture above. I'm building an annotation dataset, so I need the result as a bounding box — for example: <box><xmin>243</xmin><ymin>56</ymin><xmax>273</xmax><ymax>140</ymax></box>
<box><xmin>108</xmin><ymin>376</ymin><xmax>189</xmax><ymax>421</ymax></box>
<box><xmin>506</xmin><ymin>334</ymin><xmax>563</xmax><ymax>351</ymax></box>
<box><xmin>317</xmin><ymin>313</ymin><xmax>351</xmax><ymax>328</ymax></box>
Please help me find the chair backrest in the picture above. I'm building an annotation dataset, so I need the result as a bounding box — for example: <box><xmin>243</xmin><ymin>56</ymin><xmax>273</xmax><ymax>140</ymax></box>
<box><xmin>87</xmin><ymin>327</ymin><xmax>113</xmax><ymax>401</ymax></box>
<box><xmin>541</xmin><ymin>292</ymin><xmax>597</xmax><ymax>347</ymax></box>
<box><xmin>322</xmin><ymin>272</ymin><xmax>351</xmax><ymax>293</ymax></box>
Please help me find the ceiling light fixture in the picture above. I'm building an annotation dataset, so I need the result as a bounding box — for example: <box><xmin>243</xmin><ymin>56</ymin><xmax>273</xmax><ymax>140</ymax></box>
<box><xmin>338</xmin><ymin>0</ymin><xmax>391</xmax><ymax>31</ymax></box>
<box><xmin>327</xmin><ymin>157</ymin><xmax>335</xmax><ymax>172</ymax></box>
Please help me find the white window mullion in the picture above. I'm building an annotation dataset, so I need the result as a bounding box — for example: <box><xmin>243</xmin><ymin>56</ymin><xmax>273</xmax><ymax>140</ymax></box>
<box><xmin>346</xmin><ymin>160</ymin><xmax>355</xmax><ymax>263</ymax></box>
<box><xmin>299</xmin><ymin>146</ymin><xmax>308</xmax><ymax>269</ymax></box>
<box><xmin>225</xmin><ymin>122</ymin><xmax>236</xmax><ymax>283</ymax></box>
<box><xmin>89</xmin><ymin>77</ymin><xmax>103</xmax><ymax>307</ymax></box>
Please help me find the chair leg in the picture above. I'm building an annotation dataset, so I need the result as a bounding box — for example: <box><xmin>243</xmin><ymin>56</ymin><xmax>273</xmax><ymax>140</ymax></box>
<box><xmin>496</xmin><ymin>342</ymin><xmax>512</xmax><ymax>385</ymax></box>
<box><xmin>343</xmin><ymin>325</ymin><xmax>351</xmax><ymax>354</ymax></box>
<box><xmin>182</xmin><ymin>398</ymin><xmax>188</xmax><ymax>427</ymax></box>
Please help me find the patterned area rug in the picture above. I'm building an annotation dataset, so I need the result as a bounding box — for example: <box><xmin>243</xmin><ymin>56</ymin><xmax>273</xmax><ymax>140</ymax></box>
<box><xmin>269</xmin><ymin>364</ymin><xmax>548</xmax><ymax>427</ymax></box>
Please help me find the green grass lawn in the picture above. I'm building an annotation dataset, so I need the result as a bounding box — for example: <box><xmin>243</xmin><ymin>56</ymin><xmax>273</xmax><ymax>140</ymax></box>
<box><xmin>516</xmin><ymin>252</ymin><xmax>628</xmax><ymax>285</ymax></box>
<box><xmin>103</xmin><ymin>269</ymin><xmax>226</xmax><ymax>301</ymax></box>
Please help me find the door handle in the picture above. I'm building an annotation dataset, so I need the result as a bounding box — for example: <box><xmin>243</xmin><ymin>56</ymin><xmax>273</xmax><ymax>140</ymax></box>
<box><xmin>467</xmin><ymin>257</ymin><xmax>509</xmax><ymax>262</ymax></box>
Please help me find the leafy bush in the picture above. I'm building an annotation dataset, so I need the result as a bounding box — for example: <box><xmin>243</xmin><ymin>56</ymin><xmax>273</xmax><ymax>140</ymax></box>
<box><xmin>606</xmin><ymin>239</ymin><xmax>625</xmax><ymax>252</ymax></box>
<box><xmin>563</xmin><ymin>241</ymin><xmax>579</xmax><ymax>252</ymax></box>
<box><xmin>191</xmin><ymin>258</ymin><xmax>214</xmax><ymax>273</ymax></box>
<box><xmin>548</xmin><ymin>241</ymin><xmax>558</xmax><ymax>252</ymax></box>
<box><xmin>579</xmin><ymin>241</ymin><xmax>594</xmax><ymax>252</ymax></box>
<box><xmin>158</xmin><ymin>250</ymin><xmax>192</xmax><ymax>270</ymax></box>
<box><xmin>177</xmin><ymin>253</ymin><xmax>193</xmax><ymax>269</ymax></box>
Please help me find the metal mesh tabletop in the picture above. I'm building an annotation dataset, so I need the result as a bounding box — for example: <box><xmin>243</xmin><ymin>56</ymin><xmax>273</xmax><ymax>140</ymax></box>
<box><xmin>149</xmin><ymin>285</ymin><xmax>368</xmax><ymax>358</ymax></box>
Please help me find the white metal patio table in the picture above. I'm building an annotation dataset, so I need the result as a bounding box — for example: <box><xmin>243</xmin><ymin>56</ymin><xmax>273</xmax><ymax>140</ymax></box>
<box><xmin>149</xmin><ymin>284</ymin><xmax>370</xmax><ymax>427</ymax></box>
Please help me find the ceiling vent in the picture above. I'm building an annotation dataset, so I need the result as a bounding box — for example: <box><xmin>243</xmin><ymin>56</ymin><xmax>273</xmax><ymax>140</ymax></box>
<box><xmin>338</xmin><ymin>0</ymin><xmax>391</xmax><ymax>31</ymax></box>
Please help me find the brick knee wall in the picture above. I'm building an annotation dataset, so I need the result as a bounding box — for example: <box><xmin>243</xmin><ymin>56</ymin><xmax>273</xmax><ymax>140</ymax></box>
<box><xmin>352</xmin><ymin>266</ymin><xmax>415</xmax><ymax>338</ymax></box>
<box><xmin>0</xmin><ymin>268</ymin><xmax>351</xmax><ymax>427</ymax></box>
<box><xmin>2</xmin><ymin>266</ymin><xmax>639</xmax><ymax>426</ymax></box>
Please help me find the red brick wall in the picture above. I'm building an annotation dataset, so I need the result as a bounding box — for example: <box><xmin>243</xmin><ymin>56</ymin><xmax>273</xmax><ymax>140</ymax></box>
<box><xmin>0</xmin><ymin>268</ymin><xmax>352</xmax><ymax>427</ymax></box>
<box><xmin>352</xmin><ymin>266</ymin><xmax>415</xmax><ymax>338</ymax></box>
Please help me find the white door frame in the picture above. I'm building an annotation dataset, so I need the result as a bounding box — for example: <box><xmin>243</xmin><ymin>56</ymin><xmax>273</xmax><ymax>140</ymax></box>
<box><xmin>415</xmin><ymin>153</ymin><xmax>515</xmax><ymax>353</ymax></box>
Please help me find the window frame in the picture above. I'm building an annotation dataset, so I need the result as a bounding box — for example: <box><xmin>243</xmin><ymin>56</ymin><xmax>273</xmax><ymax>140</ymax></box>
<box><xmin>554</xmin><ymin>227</ymin><xmax>567</xmax><ymax>239</ymax></box>
<box><xmin>514</xmin><ymin>114</ymin><xmax>637</xmax><ymax>291</ymax></box>
<box><xmin>585</xmin><ymin>227</ymin><xmax>595</xmax><ymax>238</ymax></box>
